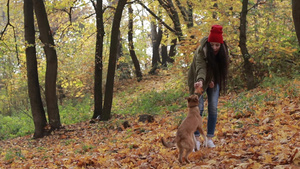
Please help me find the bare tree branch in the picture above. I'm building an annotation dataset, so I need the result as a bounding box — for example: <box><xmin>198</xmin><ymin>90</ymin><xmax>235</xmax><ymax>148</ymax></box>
<box><xmin>0</xmin><ymin>0</ymin><xmax>19</xmax><ymax>65</ymax></box>
<box><xmin>136</xmin><ymin>0</ymin><xmax>175</xmax><ymax>33</ymax></box>
<box><xmin>0</xmin><ymin>0</ymin><xmax>11</xmax><ymax>39</ymax></box>
<box><xmin>247</xmin><ymin>0</ymin><xmax>266</xmax><ymax>12</ymax></box>
<box><xmin>86</xmin><ymin>1</ymin><xmax>115</xmax><ymax>20</ymax></box>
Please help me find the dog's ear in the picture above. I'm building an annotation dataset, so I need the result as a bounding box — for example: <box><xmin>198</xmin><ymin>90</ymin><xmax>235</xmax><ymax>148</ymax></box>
<box><xmin>193</xmin><ymin>98</ymin><xmax>198</xmax><ymax>102</ymax></box>
<box><xmin>186</xmin><ymin>96</ymin><xmax>191</xmax><ymax>102</ymax></box>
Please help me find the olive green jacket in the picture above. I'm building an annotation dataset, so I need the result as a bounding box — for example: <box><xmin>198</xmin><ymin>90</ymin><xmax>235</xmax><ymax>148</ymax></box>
<box><xmin>188</xmin><ymin>37</ymin><xmax>228</xmax><ymax>95</ymax></box>
<box><xmin>188</xmin><ymin>37</ymin><xmax>211</xmax><ymax>95</ymax></box>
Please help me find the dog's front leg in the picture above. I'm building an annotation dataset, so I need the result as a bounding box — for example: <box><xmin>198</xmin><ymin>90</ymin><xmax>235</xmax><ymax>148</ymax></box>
<box><xmin>197</xmin><ymin>125</ymin><xmax>208</xmax><ymax>147</ymax></box>
<box><xmin>192</xmin><ymin>135</ymin><xmax>199</xmax><ymax>151</ymax></box>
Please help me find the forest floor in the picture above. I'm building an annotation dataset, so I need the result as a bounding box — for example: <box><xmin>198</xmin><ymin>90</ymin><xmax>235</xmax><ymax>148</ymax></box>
<box><xmin>0</xmin><ymin>73</ymin><xmax>300</xmax><ymax>169</ymax></box>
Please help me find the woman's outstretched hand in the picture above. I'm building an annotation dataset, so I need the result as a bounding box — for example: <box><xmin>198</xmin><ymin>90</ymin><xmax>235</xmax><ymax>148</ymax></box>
<box><xmin>194</xmin><ymin>81</ymin><xmax>204</xmax><ymax>95</ymax></box>
<box><xmin>194</xmin><ymin>81</ymin><xmax>203</xmax><ymax>89</ymax></box>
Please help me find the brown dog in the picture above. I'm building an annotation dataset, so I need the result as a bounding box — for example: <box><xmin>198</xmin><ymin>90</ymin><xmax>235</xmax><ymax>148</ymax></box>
<box><xmin>162</xmin><ymin>94</ymin><xmax>207</xmax><ymax>163</ymax></box>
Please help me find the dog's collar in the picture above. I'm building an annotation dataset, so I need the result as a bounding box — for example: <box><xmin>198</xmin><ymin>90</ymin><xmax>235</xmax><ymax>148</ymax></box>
<box><xmin>188</xmin><ymin>105</ymin><xmax>198</xmax><ymax>108</ymax></box>
<box><xmin>194</xmin><ymin>93</ymin><xmax>202</xmax><ymax>97</ymax></box>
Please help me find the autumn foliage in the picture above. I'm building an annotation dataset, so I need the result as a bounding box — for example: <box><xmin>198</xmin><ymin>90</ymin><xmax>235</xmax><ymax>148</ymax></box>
<box><xmin>1</xmin><ymin>0</ymin><xmax>299</xmax><ymax>167</ymax></box>
<box><xmin>0</xmin><ymin>74</ymin><xmax>299</xmax><ymax>168</ymax></box>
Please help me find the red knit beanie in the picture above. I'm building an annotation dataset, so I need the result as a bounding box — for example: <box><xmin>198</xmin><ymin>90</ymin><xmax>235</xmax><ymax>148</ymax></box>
<box><xmin>208</xmin><ymin>25</ymin><xmax>223</xmax><ymax>44</ymax></box>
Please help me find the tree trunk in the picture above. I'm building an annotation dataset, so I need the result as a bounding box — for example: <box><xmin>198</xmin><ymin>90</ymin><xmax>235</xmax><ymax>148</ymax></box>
<box><xmin>116</xmin><ymin>33</ymin><xmax>122</xmax><ymax>60</ymax></box>
<box><xmin>175</xmin><ymin>0</ymin><xmax>193</xmax><ymax>28</ymax></box>
<box><xmin>24</xmin><ymin>0</ymin><xmax>47</xmax><ymax>139</ymax></box>
<box><xmin>158</xmin><ymin>0</ymin><xmax>183</xmax><ymax>41</ymax></box>
<box><xmin>137</xmin><ymin>0</ymin><xmax>178</xmax><ymax>61</ymax></box>
<box><xmin>161</xmin><ymin>44</ymin><xmax>168</xmax><ymax>67</ymax></box>
<box><xmin>102</xmin><ymin>0</ymin><xmax>127</xmax><ymax>121</ymax></box>
<box><xmin>239</xmin><ymin>0</ymin><xmax>255</xmax><ymax>90</ymax></box>
<box><xmin>128</xmin><ymin>5</ymin><xmax>142</xmax><ymax>81</ymax></box>
<box><xmin>187</xmin><ymin>1</ymin><xmax>193</xmax><ymax>28</ymax></box>
<box><xmin>149</xmin><ymin>22</ymin><xmax>162</xmax><ymax>75</ymax></box>
<box><xmin>33</xmin><ymin>0</ymin><xmax>61</xmax><ymax>129</ymax></box>
<box><xmin>292</xmin><ymin>0</ymin><xmax>300</xmax><ymax>46</ymax></box>
<box><xmin>212</xmin><ymin>0</ymin><xmax>218</xmax><ymax>19</ymax></box>
<box><xmin>92</xmin><ymin>0</ymin><xmax>105</xmax><ymax>120</ymax></box>
<box><xmin>161</xmin><ymin>29</ymin><xmax>169</xmax><ymax>67</ymax></box>
<box><xmin>168</xmin><ymin>38</ymin><xmax>177</xmax><ymax>61</ymax></box>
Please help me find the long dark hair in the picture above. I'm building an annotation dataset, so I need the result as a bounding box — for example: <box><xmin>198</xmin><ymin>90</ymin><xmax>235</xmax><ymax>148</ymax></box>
<box><xmin>206</xmin><ymin>41</ymin><xmax>229</xmax><ymax>93</ymax></box>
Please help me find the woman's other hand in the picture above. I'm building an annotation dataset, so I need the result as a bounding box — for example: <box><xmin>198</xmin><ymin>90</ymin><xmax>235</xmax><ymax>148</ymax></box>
<box><xmin>209</xmin><ymin>81</ymin><xmax>214</xmax><ymax>88</ymax></box>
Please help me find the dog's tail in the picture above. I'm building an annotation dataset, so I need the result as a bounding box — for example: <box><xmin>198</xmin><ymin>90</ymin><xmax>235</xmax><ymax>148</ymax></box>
<box><xmin>161</xmin><ymin>138</ymin><xmax>175</xmax><ymax>148</ymax></box>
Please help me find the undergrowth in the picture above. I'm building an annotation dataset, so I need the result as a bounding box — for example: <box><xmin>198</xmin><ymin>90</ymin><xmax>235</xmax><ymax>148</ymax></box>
<box><xmin>0</xmin><ymin>97</ymin><xmax>93</xmax><ymax>140</ymax></box>
<box><xmin>0</xmin><ymin>73</ymin><xmax>298</xmax><ymax>140</ymax></box>
<box><xmin>224</xmin><ymin>74</ymin><xmax>299</xmax><ymax>118</ymax></box>
<box><xmin>112</xmin><ymin>88</ymin><xmax>188</xmax><ymax>116</ymax></box>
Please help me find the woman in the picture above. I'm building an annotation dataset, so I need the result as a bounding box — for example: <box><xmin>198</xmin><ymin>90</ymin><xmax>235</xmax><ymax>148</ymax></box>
<box><xmin>188</xmin><ymin>25</ymin><xmax>229</xmax><ymax>148</ymax></box>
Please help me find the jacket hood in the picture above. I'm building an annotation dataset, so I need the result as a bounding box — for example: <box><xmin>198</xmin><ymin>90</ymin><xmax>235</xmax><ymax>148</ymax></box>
<box><xmin>198</xmin><ymin>37</ymin><xmax>208</xmax><ymax>59</ymax></box>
